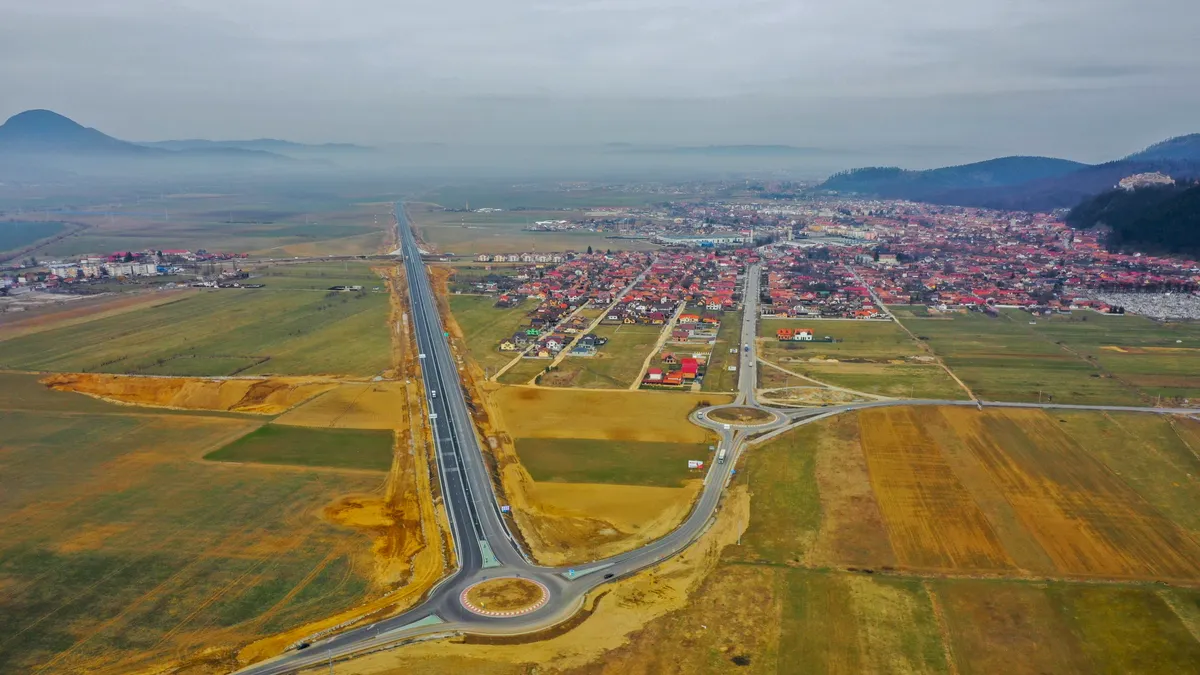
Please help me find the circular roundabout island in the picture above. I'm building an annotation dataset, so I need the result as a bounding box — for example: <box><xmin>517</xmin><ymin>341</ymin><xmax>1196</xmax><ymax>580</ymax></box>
<box><xmin>707</xmin><ymin>406</ymin><xmax>777</xmax><ymax>426</ymax></box>
<box><xmin>460</xmin><ymin>577</ymin><xmax>550</xmax><ymax>617</ymax></box>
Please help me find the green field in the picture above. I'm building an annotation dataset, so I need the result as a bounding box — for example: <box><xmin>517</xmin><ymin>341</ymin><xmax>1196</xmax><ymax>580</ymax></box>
<box><xmin>757</xmin><ymin>318</ymin><xmax>967</xmax><ymax>399</ymax></box>
<box><xmin>34</xmin><ymin>197</ymin><xmax>392</xmax><ymax>258</ymax></box>
<box><xmin>545</xmin><ymin>323</ymin><xmax>663</xmax><ymax>388</ymax></box>
<box><xmin>409</xmin><ymin>206</ymin><xmax>661</xmax><ymax>255</ymax></box>
<box><xmin>899</xmin><ymin>308</ymin><xmax>1200</xmax><ymax>404</ymax></box>
<box><xmin>651</xmin><ymin>409</ymin><xmax>1200</xmax><ymax>673</ymax></box>
<box><xmin>779</xmin><ymin>570</ymin><xmax>949</xmax><ymax>674</ymax></box>
<box><xmin>417</xmin><ymin>185</ymin><xmax>684</xmax><ymax>211</ymax></box>
<box><xmin>0</xmin><ymin>263</ymin><xmax>391</xmax><ymax>377</ymax></box>
<box><xmin>0</xmin><ymin>403</ymin><xmax>380</xmax><ymax>673</ymax></box>
<box><xmin>204</xmin><ymin>424</ymin><xmax>395</xmax><ymax>471</ymax></box>
<box><xmin>0</xmin><ymin>220</ymin><xmax>68</xmax><ymax>253</ymax></box>
<box><xmin>497</xmin><ymin>357</ymin><xmax>550</xmax><ymax>385</ymax></box>
<box><xmin>513</xmin><ymin>437</ymin><xmax>711</xmax><ymax>487</ymax></box>
<box><xmin>759</xmin><ymin>318</ymin><xmax>922</xmax><ymax>359</ymax></box>
<box><xmin>448</xmin><ymin>294</ymin><xmax>536</xmax><ymax>373</ymax></box>
<box><xmin>701</xmin><ymin>311</ymin><xmax>741</xmax><ymax>392</ymax></box>
<box><xmin>726</xmin><ymin>423</ymin><xmax>822</xmax><ymax>564</ymax></box>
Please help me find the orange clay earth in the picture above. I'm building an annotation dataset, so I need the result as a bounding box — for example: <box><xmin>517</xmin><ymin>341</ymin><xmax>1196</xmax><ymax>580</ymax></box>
<box><xmin>462</xmin><ymin>577</ymin><xmax>547</xmax><ymax>614</ymax></box>
<box><xmin>708</xmin><ymin>406</ymin><xmax>775</xmax><ymax>424</ymax></box>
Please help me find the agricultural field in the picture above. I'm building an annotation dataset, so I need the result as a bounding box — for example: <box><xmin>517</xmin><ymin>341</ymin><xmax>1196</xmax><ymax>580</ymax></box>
<box><xmin>701</xmin><ymin>311</ymin><xmax>742</xmax><ymax>392</ymax></box>
<box><xmin>204</xmin><ymin>424</ymin><xmax>396</xmax><ymax>472</ymax></box>
<box><xmin>487</xmin><ymin>386</ymin><xmax>725</xmax><ymax>565</ymax></box>
<box><xmin>0</xmin><ymin>262</ymin><xmax>392</xmax><ymax>377</ymax></box>
<box><xmin>415</xmin><ymin>185</ymin><xmax>683</xmax><ymax>212</ymax></box>
<box><xmin>543</xmin><ymin>323</ymin><xmax>664</xmax><ymax>388</ymax></box>
<box><xmin>569</xmin><ymin>564</ymin><xmax>1200</xmax><ymax>675</ymax></box>
<box><xmin>560</xmin><ymin>405</ymin><xmax>1200</xmax><ymax>674</ymax></box>
<box><xmin>407</xmin><ymin>203</ymin><xmax>661</xmax><ymax>255</ymax></box>
<box><xmin>0</xmin><ymin>399</ymin><xmax>384</xmax><ymax>673</ymax></box>
<box><xmin>496</xmin><ymin>357</ymin><xmax>549</xmax><ymax>385</ymax></box>
<box><xmin>491</xmin><ymin>386</ymin><xmax>726</xmax><ymax>444</ymax></box>
<box><xmin>515</xmin><ymin>438</ymin><xmax>711</xmax><ymax>487</ymax></box>
<box><xmin>274</xmin><ymin>382</ymin><xmax>410</xmax><ymax>430</ymax></box>
<box><xmin>758</xmin><ymin>318</ymin><xmax>967</xmax><ymax>399</ymax></box>
<box><xmin>898</xmin><ymin>308</ymin><xmax>1200</xmax><ymax>404</ymax></box>
<box><xmin>32</xmin><ymin>196</ymin><xmax>393</xmax><ymax>258</ymax></box>
<box><xmin>447</xmin><ymin>294</ymin><xmax>538</xmax><ymax>374</ymax></box>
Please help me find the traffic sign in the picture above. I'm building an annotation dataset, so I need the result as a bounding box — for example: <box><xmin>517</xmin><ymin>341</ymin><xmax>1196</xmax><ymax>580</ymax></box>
<box><xmin>444</xmin><ymin>331</ymin><xmax>450</xmax><ymax>337</ymax></box>
<box><xmin>568</xmin><ymin>569</ymin><xmax>575</xmax><ymax>578</ymax></box>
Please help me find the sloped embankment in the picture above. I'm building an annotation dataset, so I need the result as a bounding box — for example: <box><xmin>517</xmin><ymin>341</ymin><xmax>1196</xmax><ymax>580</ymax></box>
<box><xmin>41</xmin><ymin>373</ymin><xmax>338</xmax><ymax>414</ymax></box>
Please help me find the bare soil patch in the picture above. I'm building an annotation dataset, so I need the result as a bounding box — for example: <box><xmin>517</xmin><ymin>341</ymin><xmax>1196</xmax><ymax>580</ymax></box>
<box><xmin>42</xmin><ymin>372</ymin><xmax>336</xmax><ymax>415</ymax></box>
<box><xmin>709</xmin><ymin>406</ymin><xmax>775</xmax><ymax>425</ymax></box>
<box><xmin>464</xmin><ymin>578</ymin><xmax>546</xmax><ymax>613</ymax></box>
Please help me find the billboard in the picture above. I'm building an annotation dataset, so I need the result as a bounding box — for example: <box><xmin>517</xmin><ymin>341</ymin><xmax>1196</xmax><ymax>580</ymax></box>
<box><xmin>687</xmin><ymin>460</ymin><xmax>705</xmax><ymax>469</ymax></box>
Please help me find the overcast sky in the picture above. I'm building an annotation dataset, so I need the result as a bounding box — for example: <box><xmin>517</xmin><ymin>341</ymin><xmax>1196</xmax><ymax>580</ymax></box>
<box><xmin>2</xmin><ymin>0</ymin><xmax>1198</xmax><ymax>165</ymax></box>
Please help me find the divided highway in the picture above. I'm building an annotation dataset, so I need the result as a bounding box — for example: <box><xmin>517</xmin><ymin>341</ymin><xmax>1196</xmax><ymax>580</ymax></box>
<box><xmin>236</xmin><ymin>209</ymin><xmax>1196</xmax><ymax>674</ymax></box>
<box><xmin>236</xmin><ymin>204</ymin><xmax>748</xmax><ymax>675</ymax></box>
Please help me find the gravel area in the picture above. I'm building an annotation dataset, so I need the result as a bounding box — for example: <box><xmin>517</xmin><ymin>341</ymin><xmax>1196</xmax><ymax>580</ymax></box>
<box><xmin>1085</xmin><ymin>291</ymin><xmax>1200</xmax><ymax>320</ymax></box>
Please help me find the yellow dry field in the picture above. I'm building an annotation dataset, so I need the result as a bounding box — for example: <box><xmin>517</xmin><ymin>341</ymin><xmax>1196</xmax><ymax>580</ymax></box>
<box><xmin>42</xmin><ymin>372</ymin><xmax>337</xmax><ymax>415</ymax></box>
<box><xmin>1101</xmin><ymin>345</ymin><xmax>1200</xmax><ymax>355</ymax></box>
<box><xmin>519</xmin><ymin>481</ymin><xmax>703</xmax><ymax>564</ymax></box>
<box><xmin>491</xmin><ymin>385</ymin><xmax>729</xmax><ymax>443</ymax></box>
<box><xmin>858</xmin><ymin>407</ymin><xmax>1014</xmax><ymax>572</ymax></box>
<box><xmin>940</xmin><ymin>407</ymin><xmax>1200</xmax><ymax>581</ymax></box>
<box><xmin>529</xmin><ymin>482</ymin><xmax>701</xmax><ymax>534</ymax></box>
<box><xmin>275</xmin><ymin>382</ymin><xmax>410</xmax><ymax>429</ymax></box>
<box><xmin>810</xmin><ymin>414</ymin><xmax>897</xmax><ymax>568</ymax></box>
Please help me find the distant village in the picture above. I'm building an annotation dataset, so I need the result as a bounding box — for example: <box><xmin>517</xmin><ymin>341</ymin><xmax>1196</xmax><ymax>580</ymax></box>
<box><xmin>461</xmin><ymin>191</ymin><xmax>1199</xmax><ymax>322</ymax></box>
<box><xmin>1</xmin><ymin>248</ymin><xmax>251</xmax><ymax>297</ymax></box>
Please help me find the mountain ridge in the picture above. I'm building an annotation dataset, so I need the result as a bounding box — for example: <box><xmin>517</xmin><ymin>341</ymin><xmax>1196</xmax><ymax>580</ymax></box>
<box><xmin>820</xmin><ymin>134</ymin><xmax>1200</xmax><ymax>210</ymax></box>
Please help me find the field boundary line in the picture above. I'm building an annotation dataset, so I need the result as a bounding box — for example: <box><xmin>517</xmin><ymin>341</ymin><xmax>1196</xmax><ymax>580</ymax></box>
<box><xmin>755</xmin><ymin>354</ymin><xmax>886</xmax><ymax>400</ymax></box>
<box><xmin>883</xmin><ymin>303</ymin><xmax>977</xmax><ymax>401</ymax></box>
<box><xmin>924</xmin><ymin>580</ymin><xmax>961</xmax><ymax>675</ymax></box>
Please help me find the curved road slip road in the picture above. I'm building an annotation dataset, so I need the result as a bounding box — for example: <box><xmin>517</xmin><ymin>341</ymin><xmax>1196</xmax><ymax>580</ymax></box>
<box><xmin>235</xmin><ymin>212</ymin><xmax>1196</xmax><ymax>674</ymax></box>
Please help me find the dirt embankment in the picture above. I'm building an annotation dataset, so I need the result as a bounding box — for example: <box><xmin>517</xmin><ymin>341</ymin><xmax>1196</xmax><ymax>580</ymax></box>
<box><xmin>41</xmin><ymin>372</ymin><xmax>338</xmax><ymax>414</ymax></box>
<box><xmin>340</xmin><ymin>485</ymin><xmax>752</xmax><ymax>674</ymax></box>
<box><xmin>234</xmin><ymin>265</ymin><xmax>455</xmax><ymax>669</ymax></box>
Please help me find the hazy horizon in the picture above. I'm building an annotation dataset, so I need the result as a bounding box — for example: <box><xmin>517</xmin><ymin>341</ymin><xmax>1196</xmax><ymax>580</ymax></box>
<box><xmin>4</xmin><ymin>0</ymin><xmax>1200</xmax><ymax>170</ymax></box>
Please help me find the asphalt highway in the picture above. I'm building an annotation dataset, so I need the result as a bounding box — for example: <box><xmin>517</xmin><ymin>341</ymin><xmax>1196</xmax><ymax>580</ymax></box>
<box><xmin>235</xmin><ymin>216</ymin><xmax>1197</xmax><ymax>675</ymax></box>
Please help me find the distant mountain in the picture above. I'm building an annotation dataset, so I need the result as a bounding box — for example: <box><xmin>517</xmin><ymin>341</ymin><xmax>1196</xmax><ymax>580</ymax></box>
<box><xmin>1066</xmin><ymin>182</ymin><xmax>1200</xmax><ymax>256</ymax></box>
<box><xmin>0</xmin><ymin>109</ymin><xmax>155</xmax><ymax>155</ymax></box>
<box><xmin>1125</xmin><ymin>134</ymin><xmax>1200</xmax><ymax>162</ymax></box>
<box><xmin>820</xmin><ymin>134</ymin><xmax>1200</xmax><ymax>211</ymax></box>
<box><xmin>930</xmin><ymin>159</ymin><xmax>1200</xmax><ymax>211</ymax></box>
<box><xmin>139</xmin><ymin>138</ymin><xmax>373</xmax><ymax>154</ymax></box>
<box><xmin>0</xmin><ymin>109</ymin><xmax>304</xmax><ymax>178</ymax></box>
<box><xmin>821</xmin><ymin>156</ymin><xmax>1089</xmax><ymax>201</ymax></box>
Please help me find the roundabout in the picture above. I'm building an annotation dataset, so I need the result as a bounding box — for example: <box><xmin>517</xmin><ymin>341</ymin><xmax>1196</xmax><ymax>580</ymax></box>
<box><xmin>460</xmin><ymin>577</ymin><xmax>550</xmax><ymax>617</ymax></box>
<box><xmin>706</xmin><ymin>405</ymin><xmax>777</xmax><ymax>426</ymax></box>
<box><xmin>700</xmin><ymin>401</ymin><xmax>782</xmax><ymax>427</ymax></box>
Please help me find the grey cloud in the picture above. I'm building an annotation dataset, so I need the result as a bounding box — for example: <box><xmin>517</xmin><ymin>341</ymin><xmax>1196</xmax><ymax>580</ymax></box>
<box><xmin>0</xmin><ymin>0</ymin><xmax>1197</xmax><ymax>167</ymax></box>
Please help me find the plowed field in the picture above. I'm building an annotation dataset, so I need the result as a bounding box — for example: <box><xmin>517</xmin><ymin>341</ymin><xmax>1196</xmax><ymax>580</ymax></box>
<box><xmin>858</xmin><ymin>408</ymin><xmax>1014</xmax><ymax>572</ymax></box>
